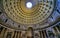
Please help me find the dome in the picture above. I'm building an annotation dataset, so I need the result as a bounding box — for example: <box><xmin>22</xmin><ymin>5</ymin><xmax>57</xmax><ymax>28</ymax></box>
<box><xmin>0</xmin><ymin>0</ymin><xmax>60</xmax><ymax>38</ymax></box>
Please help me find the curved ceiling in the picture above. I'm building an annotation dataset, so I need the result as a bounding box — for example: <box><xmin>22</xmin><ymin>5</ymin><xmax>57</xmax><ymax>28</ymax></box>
<box><xmin>0</xmin><ymin>0</ymin><xmax>60</xmax><ymax>31</ymax></box>
<box><xmin>0</xmin><ymin>0</ymin><xmax>60</xmax><ymax>38</ymax></box>
<box><xmin>3</xmin><ymin>0</ymin><xmax>55</xmax><ymax>24</ymax></box>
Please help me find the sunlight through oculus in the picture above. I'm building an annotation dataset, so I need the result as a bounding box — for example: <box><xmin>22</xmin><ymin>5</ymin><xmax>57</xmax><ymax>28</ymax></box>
<box><xmin>26</xmin><ymin>2</ymin><xmax>32</xmax><ymax>8</ymax></box>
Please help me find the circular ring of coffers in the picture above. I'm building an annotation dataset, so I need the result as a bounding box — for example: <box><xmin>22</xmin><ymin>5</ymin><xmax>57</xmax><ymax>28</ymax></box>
<box><xmin>3</xmin><ymin>0</ymin><xmax>55</xmax><ymax>25</ymax></box>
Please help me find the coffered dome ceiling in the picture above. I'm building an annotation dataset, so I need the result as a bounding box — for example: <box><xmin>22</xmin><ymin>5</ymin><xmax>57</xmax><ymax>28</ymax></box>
<box><xmin>3</xmin><ymin>0</ymin><xmax>54</xmax><ymax>24</ymax></box>
<box><xmin>0</xmin><ymin>0</ymin><xmax>60</xmax><ymax>31</ymax></box>
<box><xmin>0</xmin><ymin>0</ymin><xmax>60</xmax><ymax>38</ymax></box>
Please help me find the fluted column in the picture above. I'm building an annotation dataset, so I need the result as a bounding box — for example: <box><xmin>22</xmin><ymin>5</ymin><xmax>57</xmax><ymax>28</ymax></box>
<box><xmin>45</xmin><ymin>30</ymin><xmax>48</xmax><ymax>38</ymax></box>
<box><xmin>4</xmin><ymin>29</ymin><xmax>8</xmax><ymax>38</ymax></box>
<box><xmin>39</xmin><ymin>31</ymin><xmax>42</xmax><ymax>38</ymax></box>
<box><xmin>17</xmin><ymin>31</ymin><xmax>22</xmax><ymax>38</ymax></box>
<box><xmin>11</xmin><ymin>31</ymin><xmax>14</xmax><ymax>38</ymax></box>
<box><xmin>0</xmin><ymin>28</ymin><xmax>6</xmax><ymax>38</ymax></box>
<box><xmin>52</xmin><ymin>28</ymin><xmax>57</xmax><ymax>38</ymax></box>
<box><xmin>42</xmin><ymin>31</ymin><xmax>44</xmax><ymax>38</ymax></box>
<box><xmin>55</xmin><ymin>27</ymin><xmax>60</xmax><ymax>33</ymax></box>
<box><xmin>43</xmin><ymin>30</ymin><xmax>47</xmax><ymax>38</ymax></box>
<box><xmin>14</xmin><ymin>31</ymin><xmax>17</xmax><ymax>38</ymax></box>
<box><xmin>19</xmin><ymin>31</ymin><xmax>21</xmax><ymax>38</ymax></box>
<box><xmin>46</xmin><ymin>30</ymin><xmax>50</xmax><ymax>38</ymax></box>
